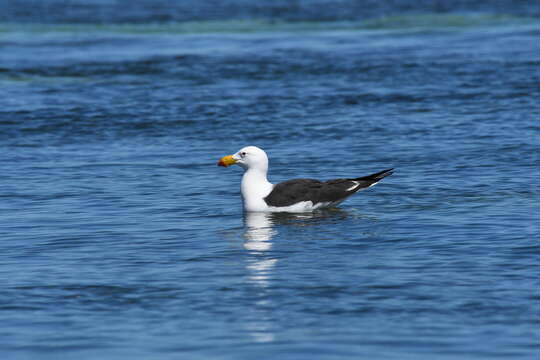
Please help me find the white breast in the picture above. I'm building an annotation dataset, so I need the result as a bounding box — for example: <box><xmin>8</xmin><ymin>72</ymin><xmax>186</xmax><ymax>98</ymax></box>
<box><xmin>241</xmin><ymin>170</ymin><xmax>274</xmax><ymax>212</ymax></box>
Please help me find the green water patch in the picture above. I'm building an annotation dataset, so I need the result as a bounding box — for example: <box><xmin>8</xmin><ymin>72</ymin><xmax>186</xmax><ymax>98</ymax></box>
<box><xmin>0</xmin><ymin>74</ymin><xmax>91</xmax><ymax>85</ymax></box>
<box><xmin>0</xmin><ymin>13</ymin><xmax>537</xmax><ymax>35</ymax></box>
<box><xmin>361</xmin><ymin>13</ymin><xmax>536</xmax><ymax>29</ymax></box>
<box><xmin>0</xmin><ymin>19</ymin><xmax>354</xmax><ymax>35</ymax></box>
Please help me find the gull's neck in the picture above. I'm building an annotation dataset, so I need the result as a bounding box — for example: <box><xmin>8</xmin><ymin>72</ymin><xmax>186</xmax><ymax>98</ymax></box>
<box><xmin>241</xmin><ymin>167</ymin><xmax>273</xmax><ymax>212</ymax></box>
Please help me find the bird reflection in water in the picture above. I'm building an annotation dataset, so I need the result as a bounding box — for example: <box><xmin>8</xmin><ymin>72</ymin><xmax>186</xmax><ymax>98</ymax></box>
<box><xmin>243</xmin><ymin>212</ymin><xmax>280</xmax><ymax>290</ymax></box>
<box><xmin>243</xmin><ymin>212</ymin><xmax>278</xmax><ymax>251</ymax></box>
<box><xmin>241</xmin><ymin>210</ymin><xmax>352</xmax><ymax>343</ymax></box>
<box><xmin>243</xmin><ymin>209</ymin><xmax>352</xmax><ymax>253</ymax></box>
<box><xmin>242</xmin><ymin>212</ymin><xmax>278</xmax><ymax>343</ymax></box>
<box><xmin>243</xmin><ymin>209</ymin><xmax>357</xmax><ymax>289</ymax></box>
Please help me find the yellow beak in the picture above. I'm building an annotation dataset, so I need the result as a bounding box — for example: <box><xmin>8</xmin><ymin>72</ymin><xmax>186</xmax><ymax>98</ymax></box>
<box><xmin>217</xmin><ymin>155</ymin><xmax>237</xmax><ymax>167</ymax></box>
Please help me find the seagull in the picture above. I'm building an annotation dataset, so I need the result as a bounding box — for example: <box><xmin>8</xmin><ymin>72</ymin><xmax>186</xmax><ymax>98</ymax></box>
<box><xmin>217</xmin><ymin>146</ymin><xmax>393</xmax><ymax>212</ymax></box>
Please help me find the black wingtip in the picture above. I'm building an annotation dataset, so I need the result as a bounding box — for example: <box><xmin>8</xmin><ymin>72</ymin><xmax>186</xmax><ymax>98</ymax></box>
<box><xmin>356</xmin><ymin>168</ymin><xmax>395</xmax><ymax>182</ymax></box>
<box><xmin>375</xmin><ymin>168</ymin><xmax>394</xmax><ymax>180</ymax></box>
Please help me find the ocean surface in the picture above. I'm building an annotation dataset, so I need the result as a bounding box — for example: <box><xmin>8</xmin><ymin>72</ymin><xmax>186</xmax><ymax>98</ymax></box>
<box><xmin>1</xmin><ymin>1</ymin><xmax>540</xmax><ymax>359</ymax></box>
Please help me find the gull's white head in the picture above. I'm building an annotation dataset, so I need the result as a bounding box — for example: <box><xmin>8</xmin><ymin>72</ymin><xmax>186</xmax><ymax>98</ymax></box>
<box><xmin>217</xmin><ymin>146</ymin><xmax>268</xmax><ymax>171</ymax></box>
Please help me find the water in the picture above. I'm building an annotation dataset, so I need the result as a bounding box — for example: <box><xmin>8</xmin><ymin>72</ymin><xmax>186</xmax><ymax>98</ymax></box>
<box><xmin>1</xmin><ymin>1</ymin><xmax>540</xmax><ymax>359</ymax></box>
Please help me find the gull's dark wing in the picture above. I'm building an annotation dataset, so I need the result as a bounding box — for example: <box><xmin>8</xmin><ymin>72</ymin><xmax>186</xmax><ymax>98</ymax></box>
<box><xmin>264</xmin><ymin>168</ymin><xmax>394</xmax><ymax>207</ymax></box>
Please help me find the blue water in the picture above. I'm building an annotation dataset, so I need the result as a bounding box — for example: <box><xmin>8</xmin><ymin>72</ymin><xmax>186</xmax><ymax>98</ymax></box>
<box><xmin>2</xmin><ymin>1</ymin><xmax>540</xmax><ymax>359</ymax></box>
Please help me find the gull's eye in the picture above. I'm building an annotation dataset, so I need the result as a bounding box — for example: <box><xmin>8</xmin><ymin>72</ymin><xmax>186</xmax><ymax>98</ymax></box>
<box><xmin>240</xmin><ymin>151</ymin><xmax>247</xmax><ymax>157</ymax></box>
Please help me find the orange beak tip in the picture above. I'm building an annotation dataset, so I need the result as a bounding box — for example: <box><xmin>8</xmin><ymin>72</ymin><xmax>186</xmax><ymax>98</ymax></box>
<box><xmin>217</xmin><ymin>155</ymin><xmax>236</xmax><ymax>167</ymax></box>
